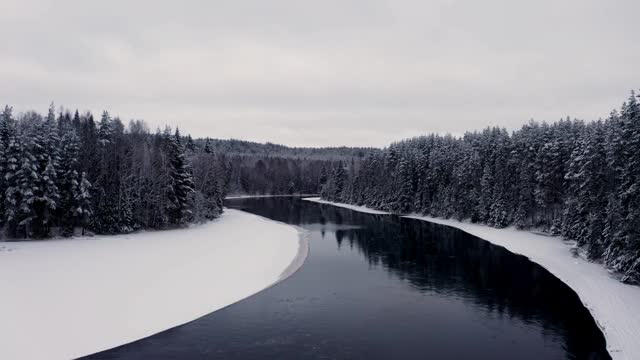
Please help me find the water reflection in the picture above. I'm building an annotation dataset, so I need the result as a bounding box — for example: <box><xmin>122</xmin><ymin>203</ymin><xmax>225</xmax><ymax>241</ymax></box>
<box><xmin>86</xmin><ymin>197</ymin><xmax>609</xmax><ymax>360</ymax></box>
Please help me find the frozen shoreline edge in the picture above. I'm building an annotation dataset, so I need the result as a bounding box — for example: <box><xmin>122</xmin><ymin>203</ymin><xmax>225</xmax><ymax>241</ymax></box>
<box><xmin>0</xmin><ymin>209</ymin><xmax>308</xmax><ymax>360</ymax></box>
<box><xmin>81</xmin><ymin>210</ymin><xmax>311</xmax><ymax>358</ymax></box>
<box><xmin>303</xmin><ymin>197</ymin><xmax>640</xmax><ymax>360</ymax></box>
<box><xmin>278</xmin><ymin>228</ymin><xmax>310</xmax><ymax>282</ymax></box>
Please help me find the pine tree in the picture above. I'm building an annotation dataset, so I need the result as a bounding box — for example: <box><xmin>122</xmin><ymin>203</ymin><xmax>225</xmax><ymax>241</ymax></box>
<box><xmin>476</xmin><ymin>163</ymin><xmax>493</xmax><ymax>223</ymax></box>
<box><xmin>568</xmin><ymin>123</ymin><xmax>608</xmax><ymax>258</ymax></box>
<box><xmin>0</xmin><ymin>107</ymin><xmax>12</xmax><ymax>226</ymax></box>
<box><xmin>329</xmin><ymin>162</ymin><xmax>347</xmax><ymax>202</ymax></box>
<box><xmin>13</xmin><ymin>133</ymin><xmax>39</xmax><ymax>238</ymax></box>
<box><xmin>72</xmin><ymin>109</ymin><xmax>81</xmax><ymax>130</ymax></box>
<box><xmin>204</xmin><ymin>138</ymin><xmax>213</xmax><ymax>154</ymax></box>
<box><xmin>488</xmin><ymin>133</ymin><xmax>512</xmax><ymax>228</ymax></box>
<box><xmin>185</xmin><ymin>135</ymin><xmax>196</xmax><ymax>152</ymax></box>
<box><xmin>534</xmin><ymin>132</ymin><xmax>563</xmax><ymax>228</ymax></box>
<box><xmin>75</xmin><ymin>172</ymin><xmax>93</xmax><ymax>235</ymax></box>
<box><xmin>91</xmin><ymin>111</ymin><xmax>115</xmax><ymax>233</ymax></box>
<box><xmin>394</xmin><ymin>156</ymin><xmax>414</xmax><ymax>213</ymax></box>
<box><xmin>97</xmin><ymin>111</ymin><xmax>112</xmax><ymax>146</ymax></box>
<box><xmin>3</xmin><ymin>131</ymin><xmax>21</xmax><ymax>237</ymax></box>
<box><xmin>618</xmin><ymin>91</ymin><xmax>640</xmax><ymax>283</ymax></box>
<box><xmin>515</xmin><ymin>161</ymin><xmax>535</xmax><ymax>228</ymax></box>
<box><xmin>33</xmin><ymin>157</ymin><xmax>60</xmax><ymax>237</ymax></box>
<box><xmin>59</xmin><ymin>130</ymin><xmax>81</xmax><ymax>235</ymax></box>
<box><xmin>191</xmin><ymin>148</ymin><xmax>223</xmax><ymax>221</ymax></box>
<box><xmin>603</xmin><ymin>193</ymin><xmax>625</xmax><ymax>269</ymax></box>
<box><xmin>79</xmin><ymin>112</ymin><xmax>98</xmax><ymax>179</ymax></box>
<box><xmin>165</xmin><ymin>129</ymin><xmax>195</xmax><ymax>225</ymax></box>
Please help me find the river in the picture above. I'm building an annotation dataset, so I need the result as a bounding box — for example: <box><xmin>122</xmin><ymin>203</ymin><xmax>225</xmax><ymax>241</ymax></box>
<box><xmin>85</xmin><ymin>197</ymin><xmax>609</xmax><ymax>359</ymax></box>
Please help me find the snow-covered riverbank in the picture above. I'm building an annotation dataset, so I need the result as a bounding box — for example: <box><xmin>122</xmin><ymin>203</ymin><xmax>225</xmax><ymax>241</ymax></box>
<box><xmin>225</xmin><ymin>194</ymin><xmax>318</xmax><ymax>200</ymax></box>
<box><xmin>0</xmin><ymin>209</ymin><xmax>306</xmax><ymax>360</ymax></box>
<box><xmin>303</xmin><ymin>197</ymin><xmax>640</xmax><ymax>360</ymax></box>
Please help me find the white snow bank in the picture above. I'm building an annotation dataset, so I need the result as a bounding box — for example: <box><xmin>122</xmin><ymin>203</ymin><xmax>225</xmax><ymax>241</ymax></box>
<box><xmin>304</xmin><ymin>197</ymin><xmax>640</xmax><ymax>360</ymax></box>
<box><xmin>303</xmin><ymin>197</ymin><xmax>389</xmax><ymax>215</ymax></box>
<box><xmin>226</xmin><ymin>194</ymin><xmax>318</xmax><ymax>200</ymax></box>
<box><xmin>0</xmin><ymin>209</ymin><xmax>305</xmax><ymax>360</ymax></box>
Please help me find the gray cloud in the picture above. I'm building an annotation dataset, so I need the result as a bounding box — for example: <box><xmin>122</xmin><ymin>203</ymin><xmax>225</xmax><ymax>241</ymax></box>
<box><xmin>1</xmin><ymin>0</ymin><xmax>638</xmax><ymax>147</ymax></box>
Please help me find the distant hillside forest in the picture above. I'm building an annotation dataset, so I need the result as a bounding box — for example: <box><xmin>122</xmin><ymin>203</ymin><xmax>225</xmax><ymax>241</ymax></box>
<box><xmin>0</xmin><ymin>105</ymin><xmax>365</xmax><ymax>239</ymax></box>
<box><xmin>321</xmin><ymin>91</ymin><xmax>640</xmax><ymax>284</ymax></box>
<box><xmin>205</xmin><ymin>139</ymin><xmax>372</xmax><ymax>195</ymax></box>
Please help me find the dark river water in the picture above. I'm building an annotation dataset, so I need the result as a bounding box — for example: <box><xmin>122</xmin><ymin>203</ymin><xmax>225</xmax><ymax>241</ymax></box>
<box><xmin>85</xmin><ymin>197</ymin><xmax>609</xmax><ymax>359</ymax></box>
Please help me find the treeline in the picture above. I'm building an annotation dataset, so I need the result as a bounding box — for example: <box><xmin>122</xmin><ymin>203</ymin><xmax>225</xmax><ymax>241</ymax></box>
<box><xmin>201</xmin><ymin>138</ymin><xmax>373</xmax><ymax>160</ymax></box>
<box><xmin>201</xmin><ymin>138</ymin><xmax>370</xmax><ymax>196</ymax></box>
<box><xmin>225</xmin><ymin>156</ymin><xmax>332</xmax><ymax>195</ymax></box>
<box><xmin>0</xmin><ymin>104</ymin><xmax>226</xmax><ymax>239</ymax></box>
<box><xmin>321</xmin><ymin>91</ymin><xmax>640</xmax><ymax>284</ymax></box>
<box><xmin>0</xmin><ymin>103</ymin><xmax>367</xmax><ymax>239</ymax></box>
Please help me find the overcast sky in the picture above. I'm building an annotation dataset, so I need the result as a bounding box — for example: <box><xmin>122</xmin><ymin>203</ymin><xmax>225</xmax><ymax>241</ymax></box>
<box><xmin>1</xmin><ymin>1</ymin><xmax>638</xmax><ymax>147</ymax></box>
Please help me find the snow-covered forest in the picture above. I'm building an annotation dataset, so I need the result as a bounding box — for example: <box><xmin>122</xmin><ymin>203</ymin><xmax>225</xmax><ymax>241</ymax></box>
<box><xmin>4</xmin><ymin>91</ymin><xmax>639</xmax><ymax>283</ymax></box>
<box><xmin>0</xmin><ymin>104</ymin><xmax>225</xmax><ymax>238</ymax></box>
<box><xmin>0</xmin><ymin>105</ymin><xmax>364</xmax><ymax>239</ymax></box>
<box><xmin>321</xmin><ymin>91</ymin><xmax>640</xmax><ymax>284</ymax></box>
<box><xmin>211</xmin><ymin>139</ymin><xmax>371</xmax><ymax>195</ymax></box>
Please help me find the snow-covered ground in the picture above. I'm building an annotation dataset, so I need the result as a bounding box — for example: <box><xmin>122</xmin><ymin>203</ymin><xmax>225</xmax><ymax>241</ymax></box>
<box><xmin>225</xmin><ymin>194</ymin><xmax>318</xmax><ymax>200</ymax></box>
<box><xmin>303</xmin><ymin>197</ymin><xmax>640</xmax><ymax>360</ymax></box>
<box><xmin>0</xmin><ymin>209</ymin><xmax>306</xmax><ymax>360</ymax></box>
<box><xmin>303</xmin><ymin>197</ymin><xmax>389</xmax><ymax>215</ymax></box>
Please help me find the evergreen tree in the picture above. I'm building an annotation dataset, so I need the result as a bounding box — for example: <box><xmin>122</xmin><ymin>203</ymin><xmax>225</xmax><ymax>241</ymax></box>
<box><xmin>75</xmin><ymin>172</ymin><xmax>93</xmax><ymax>235</ymax></box>
<box><xmin>12</xmin><ymin>133</ymin><xmax>39</xmax><ymax>238</ymax></box>
<box><xmin>0</xmin><ymin>107</ymin><xmax>14</xmax><ymax>226</ymax></box>
<box><xmin>328</xmin><ymin>162</ymin><xmax>346</xmax><ymax>202</ymax></box>
<box><xmin>203</xmin><ymin>138</ymin><xmax>212</xmax><ymax>154</ymax></box>
<box><xmin>476</xmin><ymin>164</ymin><xmax>493</xmax><ymax>223</ymax></box>
<box><xmin>185</xmin><ymin>135</ymin><xmax>196</xmax><ymax>152</ymax></box>
<box><xmin>97</xmin><ymin>111</ymin><xmax>112</xmax><ymax>146</ymax></box>
<box><xmin>3</xmin><ymin>131</ymin><xmax>22</xmax><ymax>237</ymax></box>
<box><xmin>165</xmin><ymin>129</ymin><xmax>195</xmax><ymax>225</ymax></box>
<box><xmin>394</xmin><ymin>156</ymin><xmax>414</xmax><ymax>213</ymax></box>
<box><xmin>59</xmin><ymin>130</ymin><xmax>82</xmax><ymax>235</ymax></box>
<box><xmin>618</xmin><ymin>92</ymin><xmax>640</xmax><ymax>283</ymax></box>
<box><xmin>33</xmin><ymin>157</ymin><xmax>60</xmax><ymax>237</ymax></box>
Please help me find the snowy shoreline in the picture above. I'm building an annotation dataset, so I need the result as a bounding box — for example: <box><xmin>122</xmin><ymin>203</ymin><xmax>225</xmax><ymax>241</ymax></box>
<box><xmin>225</xmin><ymin>194</ymin><xmax>318</xmax><ymax>200</ymax></box>
<box><xmin>303</xmin><ymin>197</ymin><xmax>640</xmax><ymax>360</ymax></box>
<box><xmin>0</xmin><ymin>209</ymin><xmax>306</xmax><ymax>360</ymax></box>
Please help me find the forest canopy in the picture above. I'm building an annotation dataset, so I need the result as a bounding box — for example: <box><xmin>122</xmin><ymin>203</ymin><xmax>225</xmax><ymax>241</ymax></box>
<box><xmin>0</xmin><ymin>105</ymin><xmax>225</xmax><ymax>238</ymax></box>
<box><xmin>0</xmin><ymin>105</ymin><xmax>365</xmax><ymax>239</ymax></box>
<box><xmin>3</xmin><ymin>90</ymin><xmax>639</xmax><ymax>286</ymax></box>
<box><xmin>321</xmin><ymin>91</ymin><xmax>640</xmax><ymax>284</ymax></box>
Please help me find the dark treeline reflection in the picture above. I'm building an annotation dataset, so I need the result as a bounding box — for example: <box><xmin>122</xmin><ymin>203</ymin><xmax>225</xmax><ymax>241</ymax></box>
<box><xmin>337</xmin><ymin>217</ymin><xmax>601</xmax><ymax>351</ymax></box>
<box><xmin>87</xmin><ymin>197</ymin><xmax>609</xmax><ymax>360</ymax></box>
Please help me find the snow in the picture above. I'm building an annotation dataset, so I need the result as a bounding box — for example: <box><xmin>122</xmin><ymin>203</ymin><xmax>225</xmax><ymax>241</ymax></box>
<box><xmin>0</xmin><ymin>209</ymin><xmax>306</xmax><ymax>360</ymax></box>
<box><xmin>303</xmin><ymin>197</ymin><xmax>640</xmax><ymax>360</ymax></box>
<box><xmin>226</xmin><ymin>194</ymin><xmax>318</xmax><ymax>199</ymax></box>
<box><xmin>302</xmin><ymin>197</ymin><xmax>389</xmax><ymax>215</ymax></box>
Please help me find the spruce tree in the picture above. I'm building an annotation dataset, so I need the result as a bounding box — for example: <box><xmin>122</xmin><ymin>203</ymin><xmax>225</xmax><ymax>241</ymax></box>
<box><xmin>34</xmin><ymin>157</ymin><xmax>60</xmax><ymax>237</ymax></box>
<box><xmin>59</xmin><ymin>130</ymin><xmax>81</xmax><ymax>235</ymax></box>
<box><xmin>13</xmin><ymin>133</ymin><xmax>39</xmax><ymax>238</ymax></box>
<box><xmin>165</xmin><ymin>129</ymin><xmax>195</xmax><ymax>225</ymax></box>
<box><xmin>97</xmin><ymin>111</ymin><xmax>112</xmax><ymax>146</ymax></box>
<box><xmin>204</xmin><ymin>138</ymin><xmax>212</xmax><ymax>154</ymax></box>
<box><xmin>618</xmin><ymin>92</ymin><xmax>640</xmax><ymax>283</ymax></box>
<box><xmin>75</xmin><ymin>172</ymin><xmax>93</xmax><ymax>235</ymax></box>
<box><xmin>394</xmin><ymin>156</ymin><xmax>414</xmax><ymax>213</ymax></box>
<box><xmin>0</xmin><ymin>107</ymin><xmax>11</xmax><ymax>225</ymax></box>
<box><xmin>3</xmin><ymin>131</ymin><xmax>21</xmax><ymax>237</ymax></box>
